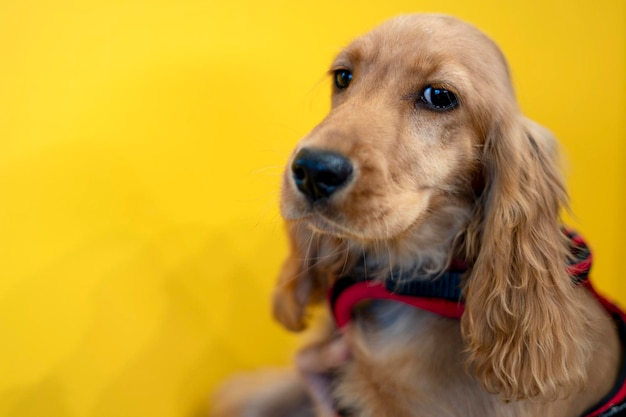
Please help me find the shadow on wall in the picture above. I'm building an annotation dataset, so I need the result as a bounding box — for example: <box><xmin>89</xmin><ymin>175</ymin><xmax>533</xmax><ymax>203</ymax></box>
<box><xmin>0</xmin><ymin>211</ymin><xmax>292</xmax><ymax>417</ymax></box>
<box><xmin>0</xmin><ymin>60</ymin><xmax>301</xmax><ymax>416</ymax></box>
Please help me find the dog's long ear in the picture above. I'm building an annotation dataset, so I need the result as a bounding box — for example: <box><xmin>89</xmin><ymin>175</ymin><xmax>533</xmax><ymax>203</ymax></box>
<box><xmin>272</xmin><ymin>224</ymin><xmax>342</xmax><ymax>332</ymax></box>
<box><xmin>462</xmin><ymin>113</ymin><xmax>590</xmax><ymax>401</ymax></box>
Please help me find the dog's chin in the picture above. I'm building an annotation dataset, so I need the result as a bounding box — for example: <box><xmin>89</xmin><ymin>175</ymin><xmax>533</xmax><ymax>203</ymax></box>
<box><xmin>301</xmin><ymin>214</ymin><xmax>381</xmax><ymax>241</ymax></box>
<box><xmin>285</xmin><ymin>208</ymin><xmax>426</xmax><ymax>244</ymax></box>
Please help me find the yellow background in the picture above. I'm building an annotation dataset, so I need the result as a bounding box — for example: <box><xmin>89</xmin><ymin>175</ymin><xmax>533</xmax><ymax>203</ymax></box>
<box><xmin>0</xmin><ymin>1</ymin><xmax>624</xmax><ymax>416</ymax></box>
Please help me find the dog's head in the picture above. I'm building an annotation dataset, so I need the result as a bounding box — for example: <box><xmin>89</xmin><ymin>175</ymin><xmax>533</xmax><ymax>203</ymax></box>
<box><xmin>273</xmin><ymin>14</ymin><xmax>589</xmax><ymax>401</ymax></box>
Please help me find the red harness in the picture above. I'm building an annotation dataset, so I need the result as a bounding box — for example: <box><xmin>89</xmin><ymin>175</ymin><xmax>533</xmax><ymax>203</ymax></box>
<box><xmin>328</xmin><ymin>230</ymin><xmax>626</xmax><ymax>417</ymax></box>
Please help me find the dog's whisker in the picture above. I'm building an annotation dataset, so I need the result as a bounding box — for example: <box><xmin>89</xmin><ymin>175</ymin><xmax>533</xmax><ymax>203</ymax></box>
<box><xmin>248</xmin><ymin>165</ymin><xmax>285</xmax><ymax>176</ymax></box>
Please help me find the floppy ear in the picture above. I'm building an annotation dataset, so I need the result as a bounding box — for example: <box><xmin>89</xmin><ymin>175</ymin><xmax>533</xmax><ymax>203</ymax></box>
<box><xmin>461</xmin><ymin>114</ymin><xmax>591</xmax><ymax>400</ymax></box>
<box><xmin>272</xmin><ymin>224</ymin><xmax>344</xmax><ymax>332</ymax></box>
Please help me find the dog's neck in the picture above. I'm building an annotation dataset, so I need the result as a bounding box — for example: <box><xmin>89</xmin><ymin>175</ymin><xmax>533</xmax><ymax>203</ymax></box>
<box><xmin>337</xmin><ymin>204</ymin><xmax>473</xmax><ymax>282</ymax></box>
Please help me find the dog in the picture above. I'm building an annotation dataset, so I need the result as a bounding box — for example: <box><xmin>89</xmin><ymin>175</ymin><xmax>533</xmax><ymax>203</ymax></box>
<box><xmin>212</xmin><ymin>14</ymin><xmax>625</xmax><ymax>417</ymax></box>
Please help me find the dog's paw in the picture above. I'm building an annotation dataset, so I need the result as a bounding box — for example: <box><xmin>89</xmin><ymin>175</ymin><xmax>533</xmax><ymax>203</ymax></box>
<box><xmin>210</xmin><ymin>368</ymin><xmax>315</xmax><ymax>417</ymax></box>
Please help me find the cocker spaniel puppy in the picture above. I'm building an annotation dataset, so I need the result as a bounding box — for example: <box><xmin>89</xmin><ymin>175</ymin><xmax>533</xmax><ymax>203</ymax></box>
<box><xmin>212</xmin><ymin>14</ymin><xmax>625</xmax><ymax>417</ymax></box>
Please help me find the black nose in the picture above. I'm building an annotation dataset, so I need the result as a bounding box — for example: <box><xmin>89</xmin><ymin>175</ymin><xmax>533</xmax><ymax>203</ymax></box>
<box><xmin>291</xmin><ymin>148</ymin><xmax>353</xmax><ymax>202</ymax></box>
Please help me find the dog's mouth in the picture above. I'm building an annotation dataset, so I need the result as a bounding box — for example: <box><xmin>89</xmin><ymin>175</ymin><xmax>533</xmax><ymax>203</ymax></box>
<box><xmin>283</xmin><ymin>193</ymin><xmax>434</xmax><ymax>244</ymax></box>
<box><xmin>283</xmin><ymin>194</ymin><xmax>433</xmax><ymax>249</ymax></box>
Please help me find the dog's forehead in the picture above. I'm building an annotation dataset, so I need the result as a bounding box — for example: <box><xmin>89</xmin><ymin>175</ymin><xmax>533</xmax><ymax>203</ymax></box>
<box><xmin>335</xmin><ymin>14</ymin><xmax>505</xmax><ymax>78</ymax></box>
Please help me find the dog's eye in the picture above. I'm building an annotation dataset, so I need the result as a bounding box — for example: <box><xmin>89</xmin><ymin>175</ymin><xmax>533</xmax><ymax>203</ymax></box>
<box><xmin>420</xmin><ymin>86</ymin><xmax>458</xmax><ymax>111</ymax></box>
<box><xmin>334</xmin><ymin>69</ymin><xmax>353</xmax><ymax>90</ymax></box>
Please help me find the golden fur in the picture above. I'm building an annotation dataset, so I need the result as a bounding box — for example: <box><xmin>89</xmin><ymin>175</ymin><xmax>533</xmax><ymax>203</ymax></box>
<box><xmin>212</xmin><ymin>14</ymin><xmax>621</xmax><ymax>417</ymax></box>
